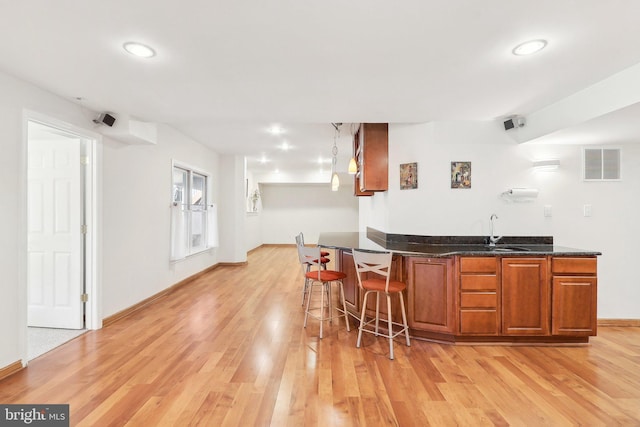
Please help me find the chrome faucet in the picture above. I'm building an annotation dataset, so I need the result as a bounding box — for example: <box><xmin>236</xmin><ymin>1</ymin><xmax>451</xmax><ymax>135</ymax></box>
<box><xmin>489</xmin><ymin>214</ymin><xmax>502</xmax><ymax>246</ymax></box>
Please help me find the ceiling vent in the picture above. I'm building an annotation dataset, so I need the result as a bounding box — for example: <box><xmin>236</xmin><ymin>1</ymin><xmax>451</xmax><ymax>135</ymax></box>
<box><xmin>583</xmin><ymin>147</ymin><xmax>621</xmax><ymax>181</ymax></box>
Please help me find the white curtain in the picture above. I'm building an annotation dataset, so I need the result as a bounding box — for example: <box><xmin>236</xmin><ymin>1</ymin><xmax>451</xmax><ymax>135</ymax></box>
<box><xmin>207</xmin><ymin>203</ymin><xmax>219</xmax><ymax>248</ymax></box>
<box><xmin>170</xmin><ymin>204</ymin><xmax>187</xmax><ymax>261</ymax></box>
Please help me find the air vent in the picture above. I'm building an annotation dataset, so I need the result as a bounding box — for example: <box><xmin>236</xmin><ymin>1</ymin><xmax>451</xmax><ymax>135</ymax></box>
<box><xmin>583</xmin><ymin>148</ymin><xmax>621</xmax><ymax>181</ymax></box>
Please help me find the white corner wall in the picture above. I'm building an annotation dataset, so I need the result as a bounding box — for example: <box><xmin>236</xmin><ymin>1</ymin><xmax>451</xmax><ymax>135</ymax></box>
<box><xmin>361</xmin><ymin>122</ymin><xmax>640</xmax><ymax>319</ymax></box>
<box><xmin>218</xmin><ymin>154</ymin><xmax>247</xmax><ymax>263</ymax></box>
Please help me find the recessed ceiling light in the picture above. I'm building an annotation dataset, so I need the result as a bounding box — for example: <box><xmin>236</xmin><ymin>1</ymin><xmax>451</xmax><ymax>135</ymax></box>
<box><xmin>268</xmin><ymin>125</ymin><xmax>284</xmax><ymax>135</ymax></box>
<box><xmin>512</xmin><ymin>39</ymin><xmax>547</xmax><ymax>56</ymax></box>
<box><xmin>280</xmin><ymin>141</ymin><xmax>290</xmax><ymax>151</ymax></box>
<box><xmin>123</xmin><ymin>42</ymin><xmax>156</xmax><ymax>58</ymax></box>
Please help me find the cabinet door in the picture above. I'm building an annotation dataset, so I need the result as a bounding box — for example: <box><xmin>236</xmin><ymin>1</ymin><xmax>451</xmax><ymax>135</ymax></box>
<box><xmin>358</xmin><ymin>123</ymin><xmax>388</xmax><ymax>192</ymax></box>
<box><xmin>406</xmin><ymin>257</ymin><xmax>455</xmax><ymax>333</ymax></box>
<box><xmin>552</xmin><ymin>276</ymin><xmax>597</xmax><ymax>336</ymax></box>
<box><xmin>501</xmin><ymin>258</ymin><xmax>549</xmax><ymax>335</ymax></box>
<box><xmin>337</xmin><ymin>250</ymin><xmax>359</xmax><ymax>313</ymax></box>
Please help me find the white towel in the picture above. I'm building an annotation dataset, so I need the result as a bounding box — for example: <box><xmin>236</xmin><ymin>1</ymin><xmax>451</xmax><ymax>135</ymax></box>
<box><xmin>170</xmin><ymin>204</ymin><xmax>187</xmax><ymax>261</ymax></box>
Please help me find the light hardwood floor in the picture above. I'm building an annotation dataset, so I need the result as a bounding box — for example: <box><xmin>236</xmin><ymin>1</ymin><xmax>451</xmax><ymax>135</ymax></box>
<box><xmin>1</xmin><ymin>245</ymin><xmax>639</xmax><ymax>426</ymax></box>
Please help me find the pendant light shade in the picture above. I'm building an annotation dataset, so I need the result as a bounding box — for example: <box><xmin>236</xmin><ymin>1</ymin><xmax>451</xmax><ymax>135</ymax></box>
<box><xmin>348</xmin><ymin>157</ymin><xmax>357</xmax><ymax>174</ymax></box>
<box><xmin>331</xmin><ymin>172</ymin><xmax>340</xmax><ymax>191</ymax></box>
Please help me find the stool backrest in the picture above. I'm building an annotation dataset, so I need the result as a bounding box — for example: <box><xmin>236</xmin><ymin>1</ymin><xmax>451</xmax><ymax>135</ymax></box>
<box><xmin>352</xmin><ymin>249</ymin><xmax>393</xmax><ymax>292</ymax></box>
<box><xmin>297</xmin><ymin>244</ymin><xmax>323</xmax><ymax>280</ymax></box>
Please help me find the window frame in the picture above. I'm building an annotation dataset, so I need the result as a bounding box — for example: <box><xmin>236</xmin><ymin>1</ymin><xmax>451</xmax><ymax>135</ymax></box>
<box><xmin>171</xmin><ymin>160</ymin><xmax>213</xmax><ymax>258</ymax></box>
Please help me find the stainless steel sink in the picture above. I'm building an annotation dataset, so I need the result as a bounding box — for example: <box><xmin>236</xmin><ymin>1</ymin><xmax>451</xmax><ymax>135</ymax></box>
<box><xmin>487</xmin><ymin>246</ymin><xmax>531</xmax><ymax>252</ymax></box>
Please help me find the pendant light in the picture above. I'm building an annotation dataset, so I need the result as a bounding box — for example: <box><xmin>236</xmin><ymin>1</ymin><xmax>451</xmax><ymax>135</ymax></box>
<box><xmin>348</xmin><ymin>123</ymin><xmax>359</xmax><ymax>174</ymax></box>
<box><xmin>331</xmin><ymin>123</ymin><xmax>342</xmax><ymax>191</ymax></box>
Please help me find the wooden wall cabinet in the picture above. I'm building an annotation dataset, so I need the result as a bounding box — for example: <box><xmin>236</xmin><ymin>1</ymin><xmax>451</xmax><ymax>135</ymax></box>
<box><xmin>356</xmin><ymin>123</ymin><xmax>388</xmax><ymax>193</ymax></box>
<box><xmin>551</xmin><ymin>257</ymin><xmax>597</xmax><ymax>336</ymax></box>
<box><xmin>406</xmin><ymin>257</ymin><xmax>455</xmax><ymax>334</ymax></box>
<box><xmin>501</xmin><ymin>258</ymin><xmax>549</xmax><ymax>336</ymax></box>
<box><xmin>458</xmin><ymin>257</ymin><xmax>499</xmax><ymax>335</ymax></box>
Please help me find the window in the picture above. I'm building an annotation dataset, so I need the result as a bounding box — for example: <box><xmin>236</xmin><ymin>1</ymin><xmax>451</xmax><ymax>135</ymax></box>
<box><xmin>171</xmin><ymin>163</ymin><xmax>216</xmax><ymax>260</ymax></box>
<box><xmin>583</xmin><ymin>147</ymin><xmax>621</xmax><ymax>181</ymax></box>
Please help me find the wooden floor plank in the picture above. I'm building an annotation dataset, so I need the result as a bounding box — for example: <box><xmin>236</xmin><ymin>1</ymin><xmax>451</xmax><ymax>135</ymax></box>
<box><xmin>1</xmin><ymin>245</ymin><xmax>639</xmax><ymax>426</ymax></box>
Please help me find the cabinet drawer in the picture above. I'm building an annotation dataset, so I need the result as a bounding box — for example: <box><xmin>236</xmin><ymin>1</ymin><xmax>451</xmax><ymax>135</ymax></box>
<box><xmin>460</xmin><ymin>310</ymin><xmax>498</xmax><ymax>335</ymax></box>
<box><xmin>460</xmin><ymin>292</ymin><xmax>496</xmax><ymax>308</ymax></box>
<box><xmin>552</xmin><ymin>257</ymin><xmax>597</xmax><ymax>275</ymax></box>
<box><xmin>460</xmin><ymin>274</ymin><xmax>497</xmax><ymax>290</ymax></box>
<box><xmin>460</xmin><ymin>257</ymin><xmax>497</xmax><ymax>273</ymax></box>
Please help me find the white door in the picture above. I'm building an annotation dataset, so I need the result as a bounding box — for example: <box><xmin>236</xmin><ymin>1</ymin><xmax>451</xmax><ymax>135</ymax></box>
<box><xmin>27</xmin><ymin>130</ymin><xmax>84</xmax><ymax>329</ymax></box>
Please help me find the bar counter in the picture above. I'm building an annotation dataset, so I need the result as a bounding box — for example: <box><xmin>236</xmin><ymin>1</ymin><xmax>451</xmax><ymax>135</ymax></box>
<box><xmin>317</xmin><ymin>228</ymin><xmax>601</xmax><ymax>345</ymax></box>
<box><xmin>318</xmin><ymin>228</ymin><xmax>601</xmax><ymax>257</ymax></box>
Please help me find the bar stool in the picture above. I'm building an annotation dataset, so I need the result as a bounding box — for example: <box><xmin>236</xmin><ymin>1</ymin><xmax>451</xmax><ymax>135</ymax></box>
<box><xmin>352</xmin><ymin>249</ymin><xmax>410</xmax><ymax>360</ymax></box>
<box><xmin>297</xmin><ymin>232</ymin><xmax>330</xmax><ymax>258</ymax></box>
<box><xmin>295</xmin><ymin>232</ymin><xmax>330</xmax><ymax>305</ymax></box>
<box><xmin>297</xmin><ymin>244</ymin><xmax>350</xmax><ymax>339</ymax></box>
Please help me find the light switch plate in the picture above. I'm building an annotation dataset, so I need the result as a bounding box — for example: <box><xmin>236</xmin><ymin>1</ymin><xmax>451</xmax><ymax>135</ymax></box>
<box><xmin>544</xmin><ymin>205</ymin><xmax>552</xmax><ymax>217</ymax></box>
<box><xmin>584</xmin><ymin>204</ymin><xmax>592</xmax><ymax>217</ymax></box>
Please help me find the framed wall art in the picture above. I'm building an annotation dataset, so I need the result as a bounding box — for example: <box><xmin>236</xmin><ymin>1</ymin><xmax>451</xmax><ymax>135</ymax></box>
<box><xmin>400</xmin><ymin>162</ymin><xmax>418</xmax><ymax>190</ymax></box>
<box><xmin>451</xmin><ymin>161</ymin><xmax>471</xmax><ymax>189</ymax></box>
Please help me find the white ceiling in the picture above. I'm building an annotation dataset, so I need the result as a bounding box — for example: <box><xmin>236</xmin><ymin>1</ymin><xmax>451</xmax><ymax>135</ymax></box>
<box><xmin>2</xmin><ymin>1</ymin><xmax>640</xmax><ymax>174</ymax></box>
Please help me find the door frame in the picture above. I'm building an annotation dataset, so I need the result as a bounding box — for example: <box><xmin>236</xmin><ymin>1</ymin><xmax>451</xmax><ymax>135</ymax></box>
<box><xmin>20</xmin><ymin>109</ymin><xmax>102</xmax><ymax>364</ymax></box>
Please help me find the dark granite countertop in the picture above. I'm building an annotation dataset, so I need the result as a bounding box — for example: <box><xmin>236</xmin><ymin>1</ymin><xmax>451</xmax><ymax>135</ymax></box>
<box><xmin>318</xmin><ymin>229</ymin><xmax>601</xmax><ymax>257</ymax></box>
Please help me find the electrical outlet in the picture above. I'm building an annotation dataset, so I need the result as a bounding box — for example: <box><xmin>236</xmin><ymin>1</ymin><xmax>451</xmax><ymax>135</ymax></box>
<box><xmin>544</xmin><ymin>205</ymin><xmax>552</xmax><ymax>217</ymax></box>
<box><xmin>584</xmin><ymin>204</ymin><xmax>592</xmax><ymax>217</ymax></box>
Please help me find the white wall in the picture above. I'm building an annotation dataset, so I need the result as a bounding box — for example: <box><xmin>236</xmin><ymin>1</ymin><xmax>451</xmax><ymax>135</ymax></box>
<box><xmin>361</xmin><ymin>122</ymin><xmax>640</xmax><ymax>319</ymax></box>
<box><xmin>260</xmin><ymin>183</ymin><xmax>359</xmax><ymax>245</ymax></box>
<box><xmin>101</xmin><ymin>124</ymin><xmax>220</xmax><ymax>318</ymax></box>
<box><xmin>0</xmin><ymin>70</ymin><xmax>224</xmax><ymax>370</ymax></box>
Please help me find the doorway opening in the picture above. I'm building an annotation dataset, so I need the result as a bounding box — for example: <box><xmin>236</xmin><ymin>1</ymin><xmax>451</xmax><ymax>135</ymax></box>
<box><xmin>24</xmin><ymin>115</ymin><xmax>99</xmax><ymax>361</ymax></box>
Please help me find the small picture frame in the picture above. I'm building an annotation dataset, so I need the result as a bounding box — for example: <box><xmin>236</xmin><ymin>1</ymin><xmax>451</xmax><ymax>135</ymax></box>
<box><xmin>451</xmin><ymin>161</ymin><xmax>471</xmax><ymax>189</ymax></box>
<box><xmin>400</xmin><ymin>162</ymin><xmax>418</xmax><ymax>190</ymax></box>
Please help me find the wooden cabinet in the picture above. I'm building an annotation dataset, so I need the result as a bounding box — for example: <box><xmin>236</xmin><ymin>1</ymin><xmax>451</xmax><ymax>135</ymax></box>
<box><xmin>336</xmin><ymin>248</ymin><xmax>597</xmax><ymax>343</ymax></box>
<box><xmin>356</xmin><ymin>123</ymin><xmax>388</xmax><ymax>193</ymax></box>
<box><xmin>459</xmin><ymin>257</ymin><xmax>499</xmax><ymax>335</ymax></box>
<box><xmin>551</xmin><ymin>257</ymin><xmax>597</xmax><ymax>336</ymax></box>
<box><xmin>406</xmin><ymin>257</ymin><xmax>455</xmax><ymax>334</ymax></box>
<box><xmin>501</xmin><ymin>258</ymin><xmax>549</xmax><ymax>336</ymax></box>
